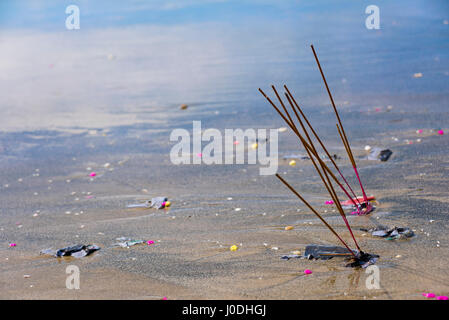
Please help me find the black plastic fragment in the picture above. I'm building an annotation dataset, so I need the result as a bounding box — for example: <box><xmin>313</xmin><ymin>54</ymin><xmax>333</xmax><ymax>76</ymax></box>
<box><xmin>55</xmin><ymin>244</ymin><xmax>100</xmax><ymax>258</ymax></box>
<box><xmin>302</xmin><ymin>244</ymin><xmax>379</xmax><ymax>268</ymax></box>
<box><xmin>379</xmin><ymin>149</ymin><xmax>393</xmax><ymax>162</ymax></box>
<box><xmin>304</xmin><ymin>245</ymin><xmax>356</xmax><ymax>260</ymax></box>
<box><xmin>360</xmin><ymin>226</ymin><xmax>414</xmax><ymax>240</ymax></box>
<box><xmin>345</xmin><ymin>251</ymin><xmax>379</xmax><ymax>268</ymax></box>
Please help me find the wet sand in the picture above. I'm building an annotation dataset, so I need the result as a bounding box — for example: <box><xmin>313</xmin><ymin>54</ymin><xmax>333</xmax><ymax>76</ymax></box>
<box><xmin>1</xmin><ymin>0</ymin><xmax>449</xmax><ymax>300</ymax></box>
<box><xmin>1</xmin><ymin>108</ymin><xmax>449</xmax><ymax>299</ymax></box>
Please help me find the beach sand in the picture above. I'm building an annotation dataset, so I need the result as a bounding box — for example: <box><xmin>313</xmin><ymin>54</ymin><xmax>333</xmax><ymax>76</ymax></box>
<box><xmin>1</xmin><ymin>0</ymin><xmax>449</xmax><ymax>300</ymax></box>
<box><xmin>1</xmin><ymin>113</ymin><xmax>449</xmax><ymax>299</ymax></box>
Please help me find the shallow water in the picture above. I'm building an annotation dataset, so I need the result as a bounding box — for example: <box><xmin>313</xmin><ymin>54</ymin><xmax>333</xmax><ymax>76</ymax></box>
<box><xmin>1</xmin><ymin>0</ymin><xmax>449</xmax><ymax>299</ymax></box>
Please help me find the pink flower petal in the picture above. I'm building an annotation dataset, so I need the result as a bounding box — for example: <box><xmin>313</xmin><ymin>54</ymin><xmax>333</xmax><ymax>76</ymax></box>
<box><xmin>437</xmin><ymin>296</ymin><xmax>448</xmax><ymax>300</ymax></box>
<box><xmin>304</xmin><ymin>269</ymin><xmax>312</xmax><ymax>275</ymax></box>
<box><xmin>325</xmin><ymin>200</ymin><xmax>334</xmax><ymax>205</ymax></box>
<box><xmin>422</xmin><ymin>292</ymin><xmax>435</xmax><ymax>298</ymax></box>
<box><xmin>147</xmin><ymin>240</ymin><xmax>155</xmax><ymax>245</ymax></box>
<box><xmin>9</xmin><ymin>243</ymin><xmax>17</xmax><ymax>247</ymax></box>
<box><xmin>438</xmin><ymin>130</ymin><xmax>444</xmax><ymax>135</ymax></box>
<box><xmin>89</xmin><ymin>172</ymin><xmax>97</xmax><ymax>177</ymax></box>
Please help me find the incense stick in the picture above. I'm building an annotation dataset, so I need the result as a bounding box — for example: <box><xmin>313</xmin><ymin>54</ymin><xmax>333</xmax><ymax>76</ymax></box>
<box><xmin>262</xmin><ymin>87</ymin><xmax>361</xmax><ymax>250</ymax></box>
<box><xmin>336</xmin><ymin>124</ymin><xmax>355</xmax><ymax>167</ymax></box>
<box><xmin>275</xmin><ymin>174</ymin><xmax>356</xmax><ymax>257</ymax></box>
<box><xmin>272</xmin><ymin>85</ymin><xmax>296</xmax><ymax>129</ymax></box>
<box><xmin>310</xmin><ymin>44</ymin><xmax>370</xmax><ymax>205</ymax></box>
<box><xmin>258</xmin><ymin>88</ymin><xmax>355</xmax><ymax>203</ymax></box>
<box><xmin>282</xmin><ymin>92</ymin><xmax>360</xmax><ymax>250</ymax></box>
<box><xmin>336</xmin><ymin>123</ymin><xmax>369</xmax><ymax>204</ymax></box>
<box><xmin>284</xmin><ymin>85</ymin><xmax>362</xmax><ymax>207</ymax></box>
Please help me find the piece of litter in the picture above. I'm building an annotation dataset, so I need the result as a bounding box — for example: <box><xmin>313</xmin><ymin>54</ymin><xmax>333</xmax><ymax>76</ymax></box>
<box><xmin>304</xmin><ymin>244</ymin><xmax>378</xmax><ymax>268</ymax></box>
<box><xmin>281</xmin><ymin>254</ymin><xmax>301</xmax><ymax>260</ymax></box>
<box><xmin>24</xmin><ymin>275</ymin><xmax>31</xmax><ymax>278</ymax></box>
<box><xmin>305</xmin><ymin>245</ymin><xmax>355</xmax><ymax>260</ymax></box>
<box><xmin>230</xmin><ymin>245</ymin><xmax>238</xmax><ymax>251</ymax></box>
<box><xmin>413</xmin><ymin>73</ymin><xmax>423</xmax><ymax>78</ymax></box>
<box><xmin>235</xmin><ymin>208</ymin><xmax>241</xmax><ymax>211</ymax></box>
<box><xmin>367</xmin><ymin>148</ymin><xmax>393</xmax><ymax>162</ymax></box>
<box><xmin>127</xmin><ymin>197</ymin><xmax>168</xmax><ymax>209</ymax></box>
<box><xmin>360</xmin><ymin>226</ymin><xmax>414</xmax><ymax>240</ymax></box>
<box><xmin>114</xmin><ymin>238</ymin><xmax>144</xmax><ymax>248</ymax></box>
<box><xmin>289</xmin><ymin>160</ymin><xmax>296</xmax><ymax>166</ymax></box>
<box><xmin>364</xmin><ymin>145</ymin><xmax>371</xmax><ymax>151</ymax></box>
<box><xmin>180</xmin><ymin>104</ymin><xmax>188</xmax><ymax>110</ymax></box>
<box><xmin>285</xmin><ymin>226</ymin><xmax>294</xmax><ymax>231</ymax></box>
<box><xmin>41</xmin><ymin>244</ymin><xmax>100</xmax><ymax>258</ymax></box>
<box><xmin>278</xmin><ymin>127</ymin><xmax>287</xmax><ymax>133</ymax></box>
<box><xmin>251</xmin><ymin>143</ymin><xmax>258</xmax><ymax>150</ymax></box>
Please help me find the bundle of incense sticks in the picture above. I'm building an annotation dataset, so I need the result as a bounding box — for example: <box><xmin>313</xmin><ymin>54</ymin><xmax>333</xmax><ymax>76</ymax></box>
<box><xmin>259</xmin><ymin>45</ymin><xmax>375</xmax><ymax>257</ymax></box>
